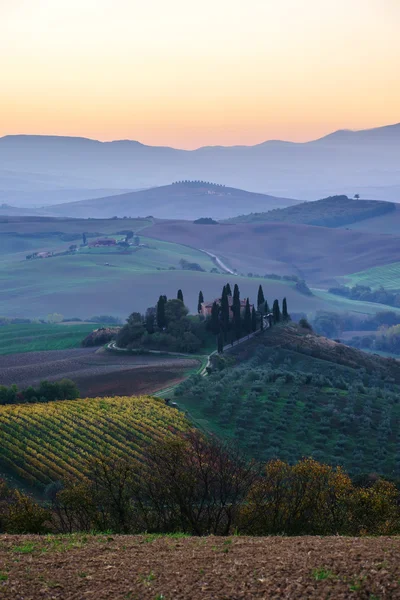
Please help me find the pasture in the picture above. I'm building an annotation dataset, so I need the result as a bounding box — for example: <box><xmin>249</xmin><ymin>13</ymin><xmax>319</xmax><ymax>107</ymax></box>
<box><xmin>0</xmin><ymin>323</ymin><xmax>100</xmax><ymax>355</ymax></box>
<box><xmin>343</xmin><ymin>262</ymin><xmax>400</xmax><ymax>290</ymax></box>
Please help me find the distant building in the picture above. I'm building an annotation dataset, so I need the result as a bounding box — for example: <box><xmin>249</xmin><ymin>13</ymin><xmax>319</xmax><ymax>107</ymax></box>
<box><xmin>201</xmin><ymin>295</ymin><xmax>253</xmax><ymax>319</ymax></box>
<box><xmin>90</xmin><ymin>238</ymin><xmax>117</xmax><ymax>247</ymax></box>
<box><xmin>36</xmin><ymin>251</ymin><xmax>53</xmax><ymax>259</ymax></box>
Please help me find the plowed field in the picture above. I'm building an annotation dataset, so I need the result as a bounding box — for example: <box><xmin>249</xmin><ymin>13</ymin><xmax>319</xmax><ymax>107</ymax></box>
<box><xmin>0</xmin><ymin>535</ymin><xmax>399</xmax><ymax>599</ymax></box>
<box><xmin>0</xmin><ymin>348</ymin><xmax>198</xmax><ymax>396</ymax></box>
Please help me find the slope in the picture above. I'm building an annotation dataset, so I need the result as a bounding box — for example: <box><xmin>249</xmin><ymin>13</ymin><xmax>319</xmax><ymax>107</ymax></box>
<box><xmin>226</xmin><ymin>195</ymin><xmax>396</xmax><ymax>227</ymax></box>
<box><xmin>145</xmin><ymin>220</ymin><xmax>400</xmax><ymax>284</ymax></box>
<box><xmin>0</xmin><ymin>395</ymin><xmax>189</xmax><ymax>488</ymax></box>
<box><xmin>174</xmin><ymin>323</ymin><xmax>400</xmax><ymax>477</ymax></box>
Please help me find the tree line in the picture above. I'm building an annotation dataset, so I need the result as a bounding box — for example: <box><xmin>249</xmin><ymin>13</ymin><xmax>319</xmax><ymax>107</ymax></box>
<box><xmin>1</xmin><ymin>430</ymin><xmax>398</xmax><ymax>536</ymax></box>
<box><xmin>0</xmin><ymin>379</ymin><xmax>79</xmax><ymax>406</ymax></box>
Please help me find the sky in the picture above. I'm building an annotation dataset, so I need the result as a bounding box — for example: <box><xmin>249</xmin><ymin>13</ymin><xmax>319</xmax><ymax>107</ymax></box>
<box><xmin>1</xmin><ymin>0</ymin><xmax>400</xmax><ymax>148</ymax></box>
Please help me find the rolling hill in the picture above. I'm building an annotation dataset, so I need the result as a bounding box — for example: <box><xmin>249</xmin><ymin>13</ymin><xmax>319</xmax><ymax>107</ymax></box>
<box><xmin>38</xmin><ymin>181</ymin><xmax>299</xmax><ymax>220</ymax></box>
<box><xmin>226</xmin><ymin>195</ymin><xmax>396</xmax><ymax>227</ymax></box>
<box><xmin>1</xmin><ymin>122</ymin><xmax>399</xmax><ymax>204</ymax></box>
<box><xmin>175</xmin><ymin>323</ymin><xmax>400</xmax><ymax>477</ymax></box>
<box><xmin>0</xmin><ymin>395</ymin><xmax>188</xmax><ymax>488</ymax></box>
<box><xmin>144</xmin><ymin>219</ymin><xmax>400</xmax><ymax>284</ymax></box>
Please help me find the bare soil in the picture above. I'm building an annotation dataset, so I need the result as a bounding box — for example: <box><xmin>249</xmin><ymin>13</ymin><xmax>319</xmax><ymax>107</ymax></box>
<box><xmin>0</xmin><ymin>534</ymin><xmax>399</xmax><ymax>599</ymax></box>
<box><xmin>0</xmin><ymin>348</ymin><xmax>198</xmax><ymax>396</ymax></box>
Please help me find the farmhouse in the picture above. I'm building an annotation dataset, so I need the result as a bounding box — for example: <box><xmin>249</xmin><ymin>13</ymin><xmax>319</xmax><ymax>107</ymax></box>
<box><xmin>201</xmin><ymin>295</ymin><xmax>253</xmax><ymax>319</ymax></box>
<box><xmin>89</xmin><ymin>238</ymin><xmax>117</xmax><ymax>247</ymax></box>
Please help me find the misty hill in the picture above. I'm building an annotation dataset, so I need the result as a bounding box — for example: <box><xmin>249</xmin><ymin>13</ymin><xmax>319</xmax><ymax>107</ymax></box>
<box><xmin>226</xmin><ymin>195</ymin><xmax>396</xmax><ymax>227</ymax></box>
<box><xmin>40</xmin><ymin>181</ymin><xmax>298</xmax><ymax>220</ymax></box>
<box><xmin>1</xmin><ymin>122</ymin><xmax>400</xmax><ymax>205</ymax></box>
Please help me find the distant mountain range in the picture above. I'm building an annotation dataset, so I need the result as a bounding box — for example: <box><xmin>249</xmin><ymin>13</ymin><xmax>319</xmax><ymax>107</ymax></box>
<box><xmin>0</xmin><ymin>122</ymin><xmax>399</xmax><ymax>211</ymax></box>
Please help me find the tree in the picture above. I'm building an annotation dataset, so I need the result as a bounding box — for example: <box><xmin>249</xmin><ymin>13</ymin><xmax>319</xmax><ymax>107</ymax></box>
<box><xmin>354</xmin><ymin>194</ymin><xmax>360</xmax><ymax>200</ymax></box>
<box><xmin>220</xmin><ymin>285</ymin><xmax>230</xmax><ymax>338</ymax></box>
<box><xmin>134</xmin><ymin>236</ymin><xmax>140</xmax><ymax>246</ymax></box>
<box><xmin>164</xmin><ymin>299</ymin><xmax>188</xmax><ymax>323</ymax></box>
<box><xmin>282</xmin><ymin>297</ymin><xmax>290</xmax><ymax>321</ymax></box>
<box><xmin>197</xmin><ymin>291</ymin><xmax>204</xmax><ymax>314</ymax></box>
<box><xmin>177</xmin><ymin>289</ymin><xmax>184</xmax><ymax>303</ymax></box>
<box><xmin>244</xmin><ymin>298</ymin><xmax>252</xmax><ymax>335</ymax></box>
<box><xmin>156</xmin><ymin>296</ymin><xmax>166</xmax><ymax>329</ymax></box>
<box><xmin>251</xmin><ymin>306</ymin><xmax>257</xmax><ymax>332</ymax></box>
<box><xmin>257</xmin><ymin>285</ymin><xmax>265</xmax><ymax>309</ymax></box>
<box><xmin>210</xmin><ymin>301</ymin><xmax>220</xmax><ymax>335</ymax></box>
<box><xmin>232</xmin><ymin>284</ymin><xmax>242</xmax><ymax>340</ymax></box>
<box><xmin>272</xmin><ymin>299</ymin><xmax>281</xmax><ymax>324</ymax></box>
<box><xmin>217</xmin><ymin>330</ymin><xmax>224</xmax><ymax>354</ymax></box>
<box><xmin>125</xmin><ymin>230</ymin><xmax>134</xmax><ymax>242</ymax></box>
<box><xmin>226</xmin><ymin>283</ymin><xmax>232</xmax><ymax>296</ymax></box>
<box><xmin>82</xmin><ymin>232</ymin><xmax>87</xmax><ymax>245</ymax></box>
<box><xmin>145</xmin><ymin>307</ymin><xmax>156</xmax><ymax>334</ymax></box>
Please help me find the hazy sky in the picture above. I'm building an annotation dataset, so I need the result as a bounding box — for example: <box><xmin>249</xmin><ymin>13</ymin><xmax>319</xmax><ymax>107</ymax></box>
<box><xmin>1</xmin><ymin>0</ymin><xmax>399</xmax><ymax>148</ymax></box>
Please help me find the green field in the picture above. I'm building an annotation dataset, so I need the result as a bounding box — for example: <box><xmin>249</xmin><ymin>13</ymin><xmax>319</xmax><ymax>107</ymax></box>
<box><xmin>313</xmin><ymin>289</ymin><xmax>400</xmax><ymax>315</ymax></box>
<box><xmin>0</xmin><ymin>323</ymin><xmax>100</xmax><ymax>355</ymax></box>
<box><xmin>342</xmin><ymin>262</ymin><xmax>400</xmax><ymax>290</ymax></box>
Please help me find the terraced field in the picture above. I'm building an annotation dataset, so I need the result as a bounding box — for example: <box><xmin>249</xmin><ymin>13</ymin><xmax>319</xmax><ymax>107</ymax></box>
<box><xmin>0</xmin><ymin>396</ymin><xmax>189</xmax><ymax>487</ymax></box>
<box><xmin>343</xmin><ymin>262</ymin><xmax>400</xmax><ymax>290</ymax></box>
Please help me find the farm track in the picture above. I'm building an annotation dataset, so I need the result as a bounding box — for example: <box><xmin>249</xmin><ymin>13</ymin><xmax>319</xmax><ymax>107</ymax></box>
<box><xmin>1</xmin><ymin>534</ymin><xmax>400</xmax><ymax>599</ymax></box>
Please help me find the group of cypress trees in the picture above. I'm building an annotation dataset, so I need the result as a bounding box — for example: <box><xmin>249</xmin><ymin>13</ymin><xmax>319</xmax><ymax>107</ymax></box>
<box><xmin>156</xmin><ymin>285</ymin><xmax>289</xmax><ymax>351</ymax></box>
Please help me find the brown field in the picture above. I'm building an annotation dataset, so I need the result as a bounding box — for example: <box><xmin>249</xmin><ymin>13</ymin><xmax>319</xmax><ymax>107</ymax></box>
<box><xmin>145</xmin><ymin>220</ymin><xmax>400</xmax><ymax>284</ymax></box>
<box><xmin>0</xmin><ymin>348</ymin><xmax>198</xmax><ymax>396</ymax></box>
<box><xmin>0</xmin><ymin>534</ymin><xmax>399</xmax><ymax>599</ymax></box>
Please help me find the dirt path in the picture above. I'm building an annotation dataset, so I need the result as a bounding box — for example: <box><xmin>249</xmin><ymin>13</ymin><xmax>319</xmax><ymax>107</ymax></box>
<box><xmin>1</xmin><ymin>534</ymin><xmax>399</xmax><ymax>599</ymax></box>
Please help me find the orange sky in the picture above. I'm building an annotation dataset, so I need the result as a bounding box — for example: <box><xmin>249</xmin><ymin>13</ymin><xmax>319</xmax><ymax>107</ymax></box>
<box><xmin>1</xmin><ymin>0</ymin><xmax>399</xmax><ymax>148</ymax></box>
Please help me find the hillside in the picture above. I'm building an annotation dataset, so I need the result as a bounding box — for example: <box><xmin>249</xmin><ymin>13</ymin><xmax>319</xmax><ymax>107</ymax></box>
<box><xmin>145</xmin><ymin>219</ymin><xmax>400</xmax><ymax>284</ymax></box>
<box><xmin>1</xmin><ymin>122</ymin><xmax>400</xmax><ymax>202</ymax></box>
<box><xmin>0</xmin><ymin>395</ymin><xmax>188</xmax><ymax>488</ymax></box>
<box><xmin>35</xmin><ymin>182</ymin><xmax>299</xmax><ymax>220</ymax></box>
<box><xmin>226</xmin><ymin>195</ymin><xmax>396</xmax><ymax>227</ymax></box>
<box><xmin>174</xmin><ymin>324</ymin><xmax>400</xmax><ymax>477</ymax></box>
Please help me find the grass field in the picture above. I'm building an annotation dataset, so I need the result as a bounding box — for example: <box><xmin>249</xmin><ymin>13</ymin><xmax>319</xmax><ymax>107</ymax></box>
<box><xmin>342</xmin><ymin>262</ymin><xmax>400</xmax><ymax>290</ymax></box>
<box><xmin>0</xmin><ymin>323</ymin><xmax>100</xmax><ymax>355</ymax></box>
<box><xmin>0</xmin><ymin>395</ymin><xmax>188</xmax><ymax>488</ymax></box>
<box><xmin>313</xmin><ymin>289</ymin><xmax>400</xmax><ymax>314</ymax></box>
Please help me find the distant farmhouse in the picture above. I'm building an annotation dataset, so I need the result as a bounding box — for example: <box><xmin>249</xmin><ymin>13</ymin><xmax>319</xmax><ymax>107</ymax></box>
<box><xmin>89</xmin><ymin>238</ymin><xmax>117</xmax><ymax>247</ymax></box>
<box><xmin>201</xmin><ymin>294</ymin><xmax>253</xmax><ymax>319</ymax></box>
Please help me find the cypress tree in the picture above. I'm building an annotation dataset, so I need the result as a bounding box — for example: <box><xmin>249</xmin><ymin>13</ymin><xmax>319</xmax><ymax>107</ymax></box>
<box><xmin>257</xmin><ymin>284</ymin><xmax>265</xmax><ymax>309</ymax></box>
<box><xmin>210</xmin><ymin>301</ymin><xmax>220</xmax><ymax>335</ymax></box>
<box><xmin>282</xmin><ymin>297</ymin><xmax>290</xmax><ymax>321</ymax></box>
<box><xmin>220</xmin><ymin>285</ymin><xmax>230</xmax><ymax>338</ymax></box>
<box><xmin>225</xmin><ymin>283</ymin><xmax>232</xmax><ymax>296</ymax></box>
<box><xmin>217</xmin><ymin>330</ymin><xmax>224</xmax><ymax>353</ymax></box>
<box><xmin>251</xmin><ymin>306</ymin><xmax>257</xmax><ymax>332</ymax></box>
<box><xmin>233</xmin><ymin>284</ymin><xmax>241</xmax><ymax>340</ymax></box>
<box><xmin>156</xmin><ymin>295</ymin><xmax>166</xmax><ymax>329</ymax></box>
<box><xmin>82</xmin><ymin>232</ymin><xmax>87</xmax><ymax>245</ymax></box>
<box><xmin>264</xmin><ymin>299</ymin><xmax>270</xmax><ymax>315</ymax></box>
<box><xmin>272</xmin><ymin>299</ymin><xmax>281</xmax><ymax>324</ymax></box>
<box><xmin>197</xmin><ymin>290</ymin><xmax>204</xmax><ymax>314</ymax></box>
<box><xmin>244</xmin><ymin>298</ymin><xmax>252</xmax><ymax>334</ymax></box>
<box><xmin>177</xmin><ymin>289</ymin><xmax>184</xmax><ymax>303</ymax></box>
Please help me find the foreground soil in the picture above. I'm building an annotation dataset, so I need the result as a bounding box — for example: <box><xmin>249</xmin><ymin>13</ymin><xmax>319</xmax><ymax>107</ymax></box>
<box><xmin>0</xmin><ymin>535</ymin><xmax>399</xmax><ymax>599</ymax></box>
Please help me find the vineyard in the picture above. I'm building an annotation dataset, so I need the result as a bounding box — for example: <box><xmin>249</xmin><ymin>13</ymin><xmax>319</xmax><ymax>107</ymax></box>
<box><xmin>0</xmin><ymin>396</ymin><xmax>189</xmax><ymax>488</ymax></box>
